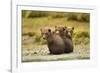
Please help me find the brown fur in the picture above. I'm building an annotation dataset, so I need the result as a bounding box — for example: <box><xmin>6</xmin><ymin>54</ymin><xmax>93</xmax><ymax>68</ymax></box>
<box><xmin>55</xmin><ymin>26</ymin><xmax>74</xmax><ymax>53</ymax></box>
<box><xmin>41</xmin><ymin>28</ymin><xmax>65</xmax><ymax>54</ymax></box>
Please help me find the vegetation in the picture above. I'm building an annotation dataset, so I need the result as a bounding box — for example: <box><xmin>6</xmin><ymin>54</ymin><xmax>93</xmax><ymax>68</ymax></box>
<box><xmin>22</xmin><ymin>10</ymin><xmax>90</xmax><ymax>45</ymax></box>
<box><xmin>21</xmin><ymin>10</ymin><xmax>90</xmax><ymax>62</ymax></box>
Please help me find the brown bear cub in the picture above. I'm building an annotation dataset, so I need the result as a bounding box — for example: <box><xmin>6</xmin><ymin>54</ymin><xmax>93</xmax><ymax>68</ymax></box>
<box><xmin>55</xmin><ymin>26</ymin><xmax>74</xmax><ymax>53</ymax></box>
<box><xmin>64</xmin><ymin>27</ymin><xmax>74</xmax><ymax>40</ymax></box>
<box><xmin>40</xmin><ymin>28</ymin><xmax>65</xmax><ymax>54</ymax></box>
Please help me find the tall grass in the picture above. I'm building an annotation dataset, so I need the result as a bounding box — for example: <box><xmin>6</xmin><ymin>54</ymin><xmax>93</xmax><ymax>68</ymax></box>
<box><xmin>22</xmin><ymin>10</ymin><xmax>90</xmax><ymax>45</ymax></box>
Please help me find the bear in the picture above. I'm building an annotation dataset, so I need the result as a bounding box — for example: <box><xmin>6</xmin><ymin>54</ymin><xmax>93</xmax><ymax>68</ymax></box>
<box><xmin>55</xmin><ymin>26</ymin><xmax>74</xmax><ymax>40</ymax></box>
<box><xmin>40</xmin><ymin>28</ymin><xmax>65</xmax><ymax>54</ymax></box>
<box><xmin>55</xmin><ymin>26</ymin><xmax>74</xmax><ymax>53</ymax></box>
<box><xmin>64</xmin><ymin>27</ymin><xmax>74</xmax><ymax>40</ymax></box>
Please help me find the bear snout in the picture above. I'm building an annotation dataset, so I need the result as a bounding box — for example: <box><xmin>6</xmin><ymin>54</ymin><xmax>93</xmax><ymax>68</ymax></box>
<box><xmin>42</xmin><ymin>35</ymin><xmax>46</xmax><ymax>39</ymax></box>
<box><xmin>67</xmin><ymin>32</ymin><xmax>71</xmax><ymax>36</ymax></box>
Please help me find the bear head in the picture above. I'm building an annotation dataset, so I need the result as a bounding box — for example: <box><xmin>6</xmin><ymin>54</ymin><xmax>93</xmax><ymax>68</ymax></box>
<box><xmin>64</xmin><ymin>27</ymin><xmax>74</xmax><ymax>39</ymax></box>
<box><xmin>55</xmin><ymin>26</ymin><xmax>66</xmax><ymax>36</ymax></box>
<box><xmin>55</xmin><ymin>26</ymin><xmax>74</xmax><ymax>39</ymax></box>
<box><xmin>40</xmin><ymin>28</ymin><xmax>52</xmax><ymax>40</ymax></box>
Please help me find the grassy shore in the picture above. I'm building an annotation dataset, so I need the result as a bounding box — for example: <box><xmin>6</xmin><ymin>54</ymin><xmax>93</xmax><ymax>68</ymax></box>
<box><xmin>22</xmin><ymin>11</ymin><xmax>90</xmax><ymax>62</ymax></box>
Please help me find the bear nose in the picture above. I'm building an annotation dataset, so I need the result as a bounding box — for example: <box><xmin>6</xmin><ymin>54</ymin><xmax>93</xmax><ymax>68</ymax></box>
<box><xmin>68</xmin><ymin>32</ymin><xmax>71</xmax><ymax>35</ymax></box>
<box><xmin>43</xmin><ymin>35</ymin><xmax>46</xmax><ymax>39</ymax></box>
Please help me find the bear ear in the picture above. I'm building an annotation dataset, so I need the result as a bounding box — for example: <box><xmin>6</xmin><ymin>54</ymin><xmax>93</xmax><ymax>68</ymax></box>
<box><xmin>48</xmin><ymin>29</ymin><xmax>51</xmax><ymax>32</ymax></box>
<box><xmin>63</xmin><ymin>26</ymin><xmax>67</xmax><ymax>31</ymax></box>
<box><xmin>62</xmin><ymin>27</ymin><xmax>65</xmax><ymax>31</ymax></box>
<box><xmin>72</xmin><ymin>27</ymin><xmax>74</xmax><ymax>30</ymax></box>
